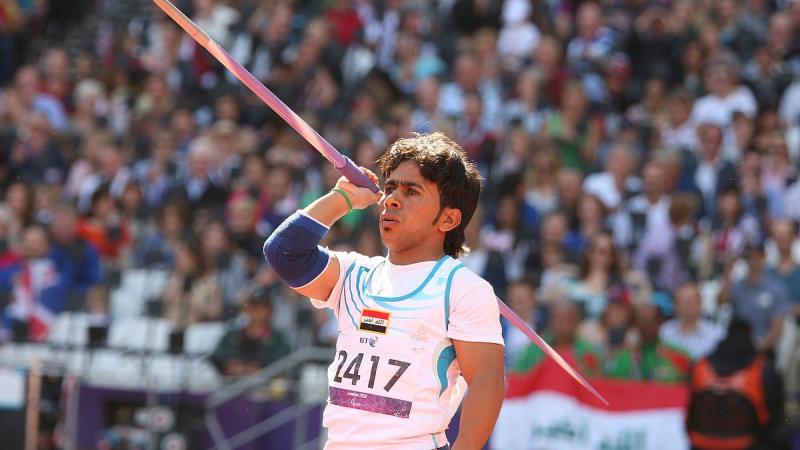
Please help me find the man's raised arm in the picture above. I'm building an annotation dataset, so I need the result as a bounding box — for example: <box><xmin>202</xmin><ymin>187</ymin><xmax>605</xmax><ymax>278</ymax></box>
<box><xmin>262</xmin><ymin>168</ymin><xmax>382</xmax><ymax>300</ymax></box>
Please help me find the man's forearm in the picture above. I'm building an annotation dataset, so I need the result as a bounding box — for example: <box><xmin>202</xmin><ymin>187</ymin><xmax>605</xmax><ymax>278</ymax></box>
<box><xmin>452</xmin><ymin>374</ymin><xmax>504</xmax><ymax>450</ymax></box>
<box><xmin>302</xmin><ymin>191</ymin><xmax>351</xmax><ymax>227</ymax></box>
<box><xmin>758</xmin><ymin>318</ymin><xmax>784</xmax><ymax>352</ymax></box>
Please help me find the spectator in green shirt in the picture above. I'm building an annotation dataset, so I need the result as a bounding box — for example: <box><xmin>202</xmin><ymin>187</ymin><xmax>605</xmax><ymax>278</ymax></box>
<box><xmin>211</xmin><ymin>286</ymin><xmax>291</xmax><ymax>377</ymax></box>
<box><xmin>514</xmin><ymin>300</ymin><xmax>602</xmax><ymax>377</ymax></box>
<box><xmin>603</xmin><ymin>302</ymin><xmax>692</xmax><ymax>383</ymax></box>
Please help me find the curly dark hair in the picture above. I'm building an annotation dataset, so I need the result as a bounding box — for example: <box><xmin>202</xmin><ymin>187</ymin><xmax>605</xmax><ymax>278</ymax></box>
<box><xmin>376</xmin><ymin>132</ymin><xmax>482</xmax><ymax>259</ymax></box>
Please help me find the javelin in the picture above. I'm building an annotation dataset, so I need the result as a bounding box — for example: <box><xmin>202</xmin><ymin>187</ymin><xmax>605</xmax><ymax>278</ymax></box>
<box><xmin>152</xmin><ymin>0</ymin><xmax>607</xmax><ymax>405</ymax></box>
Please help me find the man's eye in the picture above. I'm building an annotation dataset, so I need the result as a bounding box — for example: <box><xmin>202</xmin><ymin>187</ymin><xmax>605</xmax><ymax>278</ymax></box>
<box><xmin>407</xmin><ymin>189</ymin><xmax>417</xmax><ymax>195</ymax></box>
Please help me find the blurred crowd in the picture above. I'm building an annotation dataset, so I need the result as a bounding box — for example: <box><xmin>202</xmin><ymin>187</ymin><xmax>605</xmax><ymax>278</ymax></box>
<box><xmin>1</xmin><ymin>0</ymin><xmax>800</xmax><ymax>446</ymax></box>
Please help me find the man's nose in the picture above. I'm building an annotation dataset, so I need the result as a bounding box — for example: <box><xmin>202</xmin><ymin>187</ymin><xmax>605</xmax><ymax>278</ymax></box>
<box><xmin>383</xmin><ymin>192</ymin><xmax>400</xmax><ymax>209</ymax></box>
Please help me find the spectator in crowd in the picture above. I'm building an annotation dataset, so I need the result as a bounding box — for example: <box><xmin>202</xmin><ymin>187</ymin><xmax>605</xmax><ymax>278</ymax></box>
<box><xmin>47</xmin><ymin>204</ymin><xmax>103</xmax><ymax>311</ymax></box>
<box><xmin>559</xmin><ymin>231</ymin><xmax>627</xmax><ymax>320</ymax></box>
<box><xmin>199</xmin><ymin>221</ymin><xmax>248</xmax><ymax>315</ymax></box>
<box><xmin>211</xmin><ymin>286</ymin><xmax>290</xmax><ymax>377</ymax></box>
<box><xmin>514</xmin><ymin>301</ymin><xmax>601</xmax><ymax>377</ymax></box>
<box><xmin>502</xmin><ymin>277</ymin><xmax>545</xmax><ymax>369</ymax></box>
<box><xmin>706</xmin><ymin>186</ymin><xmax>762</xmax><ymax>277</ymax></box>
<box><xmin>77</xmin><ymin>185</ymin><xmax>132</xmax><ymax>266</ymax></box>
<box><xmin>0</xmin><ymin>226</ymin><xmax>68</xmax><ymax>341</ymax></box>
<box><xmin>132</xmin><ymin>202</ymin><xmax>191</xmax><ymax>270</ymax></box>
<box><xmin>563</xmin><ymin>193</ymin><xmax>607</xmax><ymax>258</ymax></box>
<box><xmin>168</xmin><ymin>137</ymin><xmax>229</xmax><ymax>217</ymax></box>
<box><xmin>612</xmin><ymin>161</ymin><xmax>672</xmax><ymax>251</ymax></box>
<box><xmin>687</xmin><ymin>319</ymin><xmax>785</xmax><ymax>450</ymax></box>
<box><xmin>583</xmin><ymin>142</ymin><xmax>640</xmax><ymax>211</ymax></box>
<box><xmin>633</xmin><ymin>193</ymin><xmax>699</xmax><ymax>293</ymax></box>
<box><xmin>660</xmin><ymin>282</ymin><xmax>725</xmax><ymax>361</ymax></box>
<box><xmin>718</xmin><ymin>242</ymin><xmax>790</xmax><ymax>354</ymax></box>
<box><xmin>767</xmin><ymin>219</ymin><xmax>800</xmax><ymax>312</ymax></box>
<box><xmin>604</xmin><ymin>302</ymin><xmax>692</xmax><ymax>383</ymax></box>
<box><xmin>684</xmin><ymin>122</ymin><xmax>738</xmax><ymax>219</ymax></box>
<box><xmin>159</xmin><ymin>240</ymin><xmax>222</xmax><ymax>329</ymax></box>
<box><xmin>691</xmin><ymin>58</ymin><xmax>757</xmax><ymax>129</ymax></box>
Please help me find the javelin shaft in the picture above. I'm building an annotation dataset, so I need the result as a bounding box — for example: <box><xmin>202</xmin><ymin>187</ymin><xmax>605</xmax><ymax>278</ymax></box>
<box><xmin>153</xmin><ymin>0</ymin><xmax>607</xmax><ymax>405</ymax></box>
<box><xmin>151</xmin><ymin>0</ymin><xmax>379</xmax><ymax>193</ymax></box>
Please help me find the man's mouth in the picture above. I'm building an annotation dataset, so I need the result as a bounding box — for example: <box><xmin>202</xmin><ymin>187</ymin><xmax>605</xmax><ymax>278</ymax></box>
<box><xmin>380</xmin><ymin>215</ymin><xmax>399</xmax><ymax>224</ymax></box>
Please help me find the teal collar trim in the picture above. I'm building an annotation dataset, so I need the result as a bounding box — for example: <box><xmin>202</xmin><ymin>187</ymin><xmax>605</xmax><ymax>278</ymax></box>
<box><xmin>365</xmin><ymin>255</ymin><xmax>450</xmax><ymax>302</ymax></box>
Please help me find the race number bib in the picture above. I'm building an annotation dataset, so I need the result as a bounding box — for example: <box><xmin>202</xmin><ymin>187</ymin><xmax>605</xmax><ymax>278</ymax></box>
<box><xmin>328</xmin><ymin>345</ymin><xmax>418</xmax><ymax>418</ymax></box>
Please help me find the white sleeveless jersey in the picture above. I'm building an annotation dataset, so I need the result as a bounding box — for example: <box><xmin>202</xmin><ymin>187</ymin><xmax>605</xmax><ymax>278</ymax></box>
<box><xmin>310</xmin><ymin>252</ymin><xmax>504</xmax><ymax>450</ymax></box>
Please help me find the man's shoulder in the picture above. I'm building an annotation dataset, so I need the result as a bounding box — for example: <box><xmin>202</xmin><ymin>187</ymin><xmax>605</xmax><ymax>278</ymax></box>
<box><xmin>450</xmin><ymin>259</ymin><xmax>494</xmax><ymax>292</ymax></box>
<box><xmin>659</xmin><ymin>319</ymin><xmax>680</xmax><ymax>335</ymax></box>
<box><xmin>331</xmin><ymin>251</ymin><xmax>385</xmax><ymax>272</ymax></box>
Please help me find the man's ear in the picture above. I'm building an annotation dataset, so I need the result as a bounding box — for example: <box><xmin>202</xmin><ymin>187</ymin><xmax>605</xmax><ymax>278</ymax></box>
<box><xmin>438</xmin><ymin>207</ymin><xmax>462</xmax><ymax>233</ymax></box>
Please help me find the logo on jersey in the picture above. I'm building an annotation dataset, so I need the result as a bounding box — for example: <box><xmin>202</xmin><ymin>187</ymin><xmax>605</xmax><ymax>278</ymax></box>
<box><xmin>359</xmin><ymin>336</ymin><xmax>379</xmax><ymax>347</ymax></box>
<box><xmin>359</xmin><ymin>309</ymin><xmax>391</xmax><ymax>334</ymax></box>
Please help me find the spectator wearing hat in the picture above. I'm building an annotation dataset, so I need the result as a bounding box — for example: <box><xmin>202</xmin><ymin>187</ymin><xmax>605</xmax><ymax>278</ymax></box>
<box><xmin>718</xmin><ymin>241</ymin><xmax>790</xmax><ymax>354</ymax></box>
<box><xmin>210</xmin><ymin>287</ymin><xmax>290</xmax><ymax>377</ymax></box>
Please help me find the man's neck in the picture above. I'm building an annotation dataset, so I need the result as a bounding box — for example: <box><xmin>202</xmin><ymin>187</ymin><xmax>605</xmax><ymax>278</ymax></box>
<box><xmin>678</xmin><ymin>318</ymin><xmax>699</xmax><ymax>333</ymax></box>
<box><xmin>245</xmin><ymin>321</ymin><xmax>269</xmax><ymax>337</ymax></box>
<box><xmin>553</xmin><ymin>336</ymin><xmax>574</xmax><ymax>348</ymax></box>
<box><xmin>746</xmin><ymin>270</ymin><xmax>763</xmax><ymax>284</ymax></box>
<box><xmin>387</xmin><ymin>248</ymin><xmax>446</xmax><ymax>265</ymax></box>
<box><xmin>645</xmin><ymin>192</ymin><xmax>661</xmax><ymax>204</ymax></box>
<box><xmin>777</xmin><ymin>255</ymin><xmax>797</xmax><ymax>272</ymax></box>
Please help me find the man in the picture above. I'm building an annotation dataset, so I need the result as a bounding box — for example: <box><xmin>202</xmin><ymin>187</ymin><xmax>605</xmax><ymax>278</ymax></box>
<box><xmin>686</xmin><ymin>319</ymin><xmax>784</xmax><ymax>450</ymax></box>
<box><xmin>264</xmin><ymin>132</ymin><xmax>504</xmax><ymax>450</ymax></box>
<box><xmin>211</xmin><ymin>286</ymin><xmax>290</xmax><ymax>377</ymax></box>
<box><xmin>503</xmin><ymin>277</ymin><xmax>547</xmax><ymax>370</ymax></box>
<box><xmin>0</xmin><ymin>226</ymin><xmax>65</xmax><ymax>341</ymax></box>
<box><xmin>48</xmin><ymin>204</ymin><xmax>102</xmax><ymax>311</ymax></box>
<box><xmin>765</xmin><ymin>219</ymin><xmax>800</xmax><ymax>412</ymax></box>
<box><xmin>612</xmin><ymin>161</ymin><xmax>671</xmax><ymax>254</ymax></box>
<box><xmin>718</xmin><ymin>242</ymin><xmax>790</xmax><ymax>353</ymax></box>
<box><xmin>582</xmin><ymin>142</ymin><xmax>640</xmax><ymax>211</ymax></box>
<box><xmin>513</xmin><ymin>301</ymin><xmax>600</xmax><ymax>377</ymax></box>
<box><xmin>659</xmin><ymin>282</ymin><xmax>724</xmax><ymax>361</ymax></box>
<box><xmin>604</xmin><ymin>302</ymin><xmax>691</xmax><ymax>383</ymax></box>
<box><xmin>766</xmin><ymin>219</ymin><xmax>800</xmax><ymax>316</ymax></box>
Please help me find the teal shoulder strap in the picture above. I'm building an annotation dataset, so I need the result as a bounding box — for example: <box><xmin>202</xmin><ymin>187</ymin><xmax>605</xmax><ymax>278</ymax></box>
<box><xmin>443</xmin><ymin>263</ymin><xmax>465</xmax><ymax>330</ymax></box>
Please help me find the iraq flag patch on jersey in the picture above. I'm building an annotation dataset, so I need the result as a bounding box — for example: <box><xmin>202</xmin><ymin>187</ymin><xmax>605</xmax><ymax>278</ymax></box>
<box><xmin>359</xmin><ymin>309</ymin><xmax>391</xmax><ymax>334</ymax></box>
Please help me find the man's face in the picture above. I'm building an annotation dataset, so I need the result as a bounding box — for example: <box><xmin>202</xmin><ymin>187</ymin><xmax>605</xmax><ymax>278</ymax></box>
<box><xmin>551</xmin><ymin>303</ymin><xmax>579</xmax><ymax>344</ymax></box>
<box><xmin>245</xmin><ymin>302</ymin><xmax>271</xmax><ymax>325</ymax></box>
<box><xmin>771</xmin><ymin>221</ymin><xmax>795</xmax><ymax>254</ymax></box>
<box><xmin>22</xmin><ymin>227</ymin><xmax>49</xmax><ymax>259</ymax></box>
<box><xmin>379</xmin><ymin>160</ymin><xmax>454</xmax><ymax>257</ymax></box>
<box><xmin>508</xmin><ymin>283</ymin><xmax>535</xmax><ymax>316</ymax></box>
<box><xmin>643</xmin><ymin>164</ymin><xmax>666</xmax><ymax>198</ymax></box>
<box><xmin>674</xmin><ymin>285</ymin><xmax>701</xmax><ymax>322</ymax></box>
<box><xmin>636</xmin><ymin>304</ymin><xmax>662</xmax><ymax>344</ymax></box>
<box><xmin>50</xmin><ymin>210</ymin><xmax>77</xmax><ymax>244</ymax></box>
<box><xmin>746</xmin><ymin>248</ymin><xmax>765</xmax><ymax>273</ymax></box>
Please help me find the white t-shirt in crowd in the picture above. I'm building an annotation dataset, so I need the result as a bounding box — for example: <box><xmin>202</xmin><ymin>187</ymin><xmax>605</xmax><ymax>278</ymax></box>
<box><xmin>691</xmin><ymin>86</ymin><xmax>757</xmax><ymax>126</ymax></box>
<box><xmin>311</xmin><ymin>252</ymin><xmax>504</xmax><ymax>450</ymax></box>
<box><xmin>659</xmin><ymin>319</ymin><xmax>725</xmax><ymax>361</ymax></box>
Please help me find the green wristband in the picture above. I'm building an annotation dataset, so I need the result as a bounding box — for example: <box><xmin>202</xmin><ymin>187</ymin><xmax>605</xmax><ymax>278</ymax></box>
<box><xmin>331</xmin><ymin>187</ymin><xmax>353</xmax><ymax>212</ymax></box>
